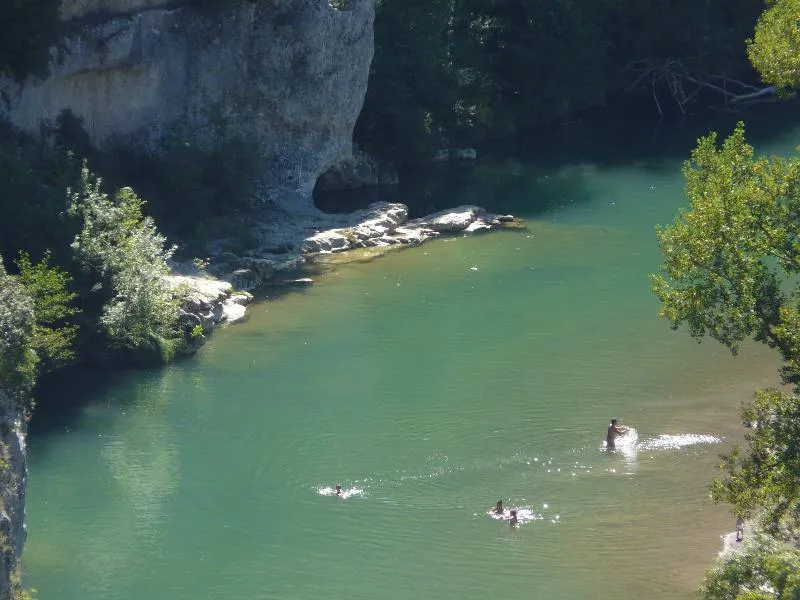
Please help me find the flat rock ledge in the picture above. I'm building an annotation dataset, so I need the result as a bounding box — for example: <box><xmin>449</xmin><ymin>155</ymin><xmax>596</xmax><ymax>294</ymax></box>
<box><xmin>299</xmin><ymin>203</ymin><xmax>516</xmax><ymax>253</ymax></box>
<box><xmin>167</xmin><ymin>202</ymin><xmax>519</xmax><ymax>344</ymax></box>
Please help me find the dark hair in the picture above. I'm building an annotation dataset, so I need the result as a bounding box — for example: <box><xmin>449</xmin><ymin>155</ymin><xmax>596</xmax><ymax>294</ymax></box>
<box><xmin>611</xmin><ymin>418</ymin><xmax>617</xmax><ymax>424</ymax></box>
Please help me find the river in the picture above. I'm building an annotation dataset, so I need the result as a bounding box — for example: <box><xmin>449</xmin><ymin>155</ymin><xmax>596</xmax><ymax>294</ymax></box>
<box><xmin>24</xmin><ymin>106</ymin><xmax>798</xmax><ymax>599</ymax></box>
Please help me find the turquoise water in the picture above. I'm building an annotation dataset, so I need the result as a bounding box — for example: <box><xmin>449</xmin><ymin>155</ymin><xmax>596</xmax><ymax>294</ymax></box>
<box><xmin>25</xmin><ymin>111</ymin><xmax>799</xmax><ymax>599</ymax></box>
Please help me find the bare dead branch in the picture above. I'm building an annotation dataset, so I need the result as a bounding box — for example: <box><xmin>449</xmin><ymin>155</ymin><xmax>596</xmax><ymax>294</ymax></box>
<box><xmin>623</xmin><ymin>58</ymin><xmax>777</xmax><ymax>114</ymax></box>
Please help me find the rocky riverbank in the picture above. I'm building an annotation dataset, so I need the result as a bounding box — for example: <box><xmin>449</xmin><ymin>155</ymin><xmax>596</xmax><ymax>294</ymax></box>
<box><xmin>171</xmin><ymin>201</ymin><xmax>520</xmax><ymax>336</ymax></box>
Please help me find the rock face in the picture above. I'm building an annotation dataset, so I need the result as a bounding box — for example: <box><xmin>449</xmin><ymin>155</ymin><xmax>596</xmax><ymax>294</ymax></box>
<box><xmin>1</xmin><ymin>0</ymin><xmax>375</xmax><ymax>212</ymax></box>
<box><xmin>0</xmin><ymin>392</ymin><xmax>26</xmax><ymax>599</ymax></box>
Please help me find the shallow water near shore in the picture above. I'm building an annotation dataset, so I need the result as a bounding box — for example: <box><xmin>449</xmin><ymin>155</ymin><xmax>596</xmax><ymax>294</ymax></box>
<box><xmin>25</xmin><ymin>108</ymin><xmax>800</xmax><ymax>599</ymax></box>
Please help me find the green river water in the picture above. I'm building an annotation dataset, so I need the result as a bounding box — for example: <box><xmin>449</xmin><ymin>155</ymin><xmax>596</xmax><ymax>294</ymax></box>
<box><xmin>24</xmin><ymin>109</ymin><xmax>800</xmax><ymax>599</ymax></box>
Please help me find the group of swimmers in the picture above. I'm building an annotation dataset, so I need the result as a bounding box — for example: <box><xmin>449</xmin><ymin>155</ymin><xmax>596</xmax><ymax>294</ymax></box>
<box><xmin>491</xmin><ymin>500</ymin><xmax>519</xmax><ymax>527</ymax></box>
<box><xmin>329</xmin><ymin>418</ymin><xmax>633</xmax><ymax>530</ymax></box>
<box><xmin>489</xmin><ymin>419</ymin><xmax>631</xmax><ymax>529</ymax></box>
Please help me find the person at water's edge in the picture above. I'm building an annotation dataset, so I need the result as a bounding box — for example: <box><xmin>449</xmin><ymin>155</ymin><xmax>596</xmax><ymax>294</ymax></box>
<box><xmin>606</xmin><ymin>418</ymin><xmax>629</xmax><ymax>451</ymax></box>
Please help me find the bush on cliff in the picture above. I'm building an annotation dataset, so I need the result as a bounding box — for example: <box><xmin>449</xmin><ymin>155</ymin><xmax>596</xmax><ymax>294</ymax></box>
<box><xmin>700</xmin><ymin>535</ymin><xmax>800</xmax><ymax>599</ymax></box>
<box><xmin>0</xmin><ymin>259</ymin><xmax>37</xmax><ymax>401</ymax></box>
<box><xmin>67</xmin><ymin>165</ymin><xmax>179</xmax><ymax>359</ymax></box>
<box><xmin>14</xmin><ymin>252</ymin><xmax>79</xmax><ymax>375</ymax></box>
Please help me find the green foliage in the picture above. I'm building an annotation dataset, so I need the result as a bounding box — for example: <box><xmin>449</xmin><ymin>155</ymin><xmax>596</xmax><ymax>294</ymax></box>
<box><xmin>711</xmin><ymin>390</ymin><xmax>800</xmax><ymax>535</ymax></box>
<box><xmin>0</xmin><ymin>0</ymin><xmax>61</xmax><ymax>81</ymax></box>
<box><xmin>67</xmin><ymin>166</ymin><xmax>178</xmax><ymax>354</ymax></box>
<box><xmin>14</xmin><ymin>252</ymin><xmax>78</xmax><ymax>374</ymax></box>
<box><xmin>700</xmin><ymin>536</ymin><xmax>800</xmax><ymax>599</ymax></box>
<box><xmin>650</xmin><ymin>123</ymin><xmax>800</xmax><ymax>366</ymax></box>
<box><xmin>14</xmin><ymin>588</ymin><xmax>37</xmax><ymax>600</ymax></box>
<box><xmin>747</xmin><ymin>0</ymin><xmax>800</xmax><ymax>89</ymax></box>
<box><xmin>0</xmin><ymin>258</ymin><xmax>37</xmax><ymax>398</ymax></box>
<box><xmin>651</xmin><ymin>122</ymin><xmax>800</xmax><ymax>595</ymax></box>
<box><xmin>710</xmin><ymin>389</ymin><xmax>800</xmax><ymax>534</ymax></box>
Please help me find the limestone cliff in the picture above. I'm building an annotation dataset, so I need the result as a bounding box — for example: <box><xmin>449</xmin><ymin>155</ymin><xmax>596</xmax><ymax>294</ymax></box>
<box><xmin>1</xmin><ymin>0</ymin><xmax>375</xmax><ymax>212</ymax></box>
<box><xmin>0</xmin><ymin>392</ymin><xmax>26</xmax><ymax>600</ymax></box>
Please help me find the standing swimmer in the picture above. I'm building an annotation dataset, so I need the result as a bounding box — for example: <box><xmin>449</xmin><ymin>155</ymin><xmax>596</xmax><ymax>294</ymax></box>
<box><xmin>493</xmin><ymin>500</ymin><xmax>504</xmax><ymax>515</ymax></box>
<box><xmin>508</xmin><ymin>510</ymin><xmax>519</xmax><ymax>528</ymax></box>
<box><xmin>606</xmin><ymin>418</ymin><xmax>629</xmax><ymax>451</ymax></box>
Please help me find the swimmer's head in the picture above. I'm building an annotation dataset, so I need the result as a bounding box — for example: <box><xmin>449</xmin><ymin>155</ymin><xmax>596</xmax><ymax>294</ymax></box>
<box><xmin>510</xmin><ymin>510</ymin><xmax>517</xmax><ymax>517</ymax></box>
<box><xmin>497</xmin><ymin>500</ymin><xmax>503</xmax><ymax>507</ymax></box>
<box><xmin>335</xmin><ymin>485</ymin><xmax>342</xmax><ymax>494</ymax></box>
<box><xmin>611</xmin><ymin>418</ymin><xmax>618</xmax><ymax>425</ymax></box>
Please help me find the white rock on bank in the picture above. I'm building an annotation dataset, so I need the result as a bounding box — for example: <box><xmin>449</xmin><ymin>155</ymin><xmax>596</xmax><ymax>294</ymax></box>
<box><xmin>222</xmin><ymin>300</ymin><xmax>248</xmax><ymax>324</ymax></box>
<box><xmin>410</xmin><ymin>205</ymin><xmax>482</xmax><ymax>232</ymax></box>
<box><xmin>166</xmin><ymin>275</ymin><xmax>233</xmax><ymax>312</ymax></box>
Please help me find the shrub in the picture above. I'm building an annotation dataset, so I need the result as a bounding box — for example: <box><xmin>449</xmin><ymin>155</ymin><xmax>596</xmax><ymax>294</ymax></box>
<box><xmin>14</xmin><ymin>252</ymin><xmax>79</xmax><ymax>374</ymax></box>
<box><xmin>67</xmin><ymin>166</ymin><xmax>179</xmax><ymax>354</ymax></box>
<box><xmin>0</xmin><ymin>258</ymin><xmax>37</xmax><ymax>399</ymax></box>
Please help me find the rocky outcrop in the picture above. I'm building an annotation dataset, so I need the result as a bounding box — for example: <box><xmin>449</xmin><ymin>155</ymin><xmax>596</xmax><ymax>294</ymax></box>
<box><xmin>196</xmin><ymin>202</ymin><xmax>520</xmax><ymax>293</ymax></box>
<box><xmin>166</xmin><ymin>274</ymin><xmax>253</xmax><ymax>348</ymax></box>
<box><xmin>0</xmin><ymin>392</ymin><xmax>26</xmax><ymax>599</ymax></box>
<box><xmin>1</xmin><ymin>0</ymin><xmax>375</xmax><ymax>213</ymax></box>
<box><xmin>315</xmin><ymin>146</ymin><xmax>398</xmax><ymax>192</ymax></box>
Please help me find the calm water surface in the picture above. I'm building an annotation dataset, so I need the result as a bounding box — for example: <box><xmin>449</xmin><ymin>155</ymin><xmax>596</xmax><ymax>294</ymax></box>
<box><xmin>25</xmin><ymin>111</ymin><xmax>800</xmax><ymax>599</ymax></box>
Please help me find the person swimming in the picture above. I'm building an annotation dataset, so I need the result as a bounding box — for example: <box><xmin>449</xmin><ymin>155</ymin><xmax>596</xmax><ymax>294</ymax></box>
<box><xmin>508</xmin><ymin>510</ymin><xmax>518</xmax><ymax>527</ymax></box>
<box><xmin>493</xmin><ymin>500</ymin><xmax>504</xmax><ymax>514</ymax></box>
<box><xmin>335</xmin><ymin>484</ymin><xmax>342</xmax><ymax>496</ymax></box>
<box><xmin>606</xmin><ymin>418</ymin><xmax>629</xmax><ymax>451</ymax></box>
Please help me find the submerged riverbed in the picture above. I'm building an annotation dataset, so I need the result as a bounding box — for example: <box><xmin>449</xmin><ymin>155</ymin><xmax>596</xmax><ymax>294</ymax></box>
<box><xmin>25</xmin><ymin>108</ymin><xmax>798</xmax><ymax>599</ymax></box>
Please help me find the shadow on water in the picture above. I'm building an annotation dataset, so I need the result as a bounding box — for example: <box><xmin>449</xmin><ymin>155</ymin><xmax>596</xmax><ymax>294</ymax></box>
<box><xmin>28</xmin><ymin>274</ymin><xmax>319</xmax><ymax>439</ymax></box>
<box><xmin>28</xmin><ymin>364</ymin><xmax>155</xmax><ymax>440</ymax></box>
<box><xmin>315</xmin><ymin>100</ymin><xmax>800</xmax><ymax>219</ymax></box>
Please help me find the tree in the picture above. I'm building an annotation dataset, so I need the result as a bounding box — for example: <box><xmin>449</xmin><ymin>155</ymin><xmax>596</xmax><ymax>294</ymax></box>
<box><xmin>701</xmin><ymin>535</ymin><xmax>800</xmax><ymax>600</ymax></box>
<box><xmin>67</xmin><ymin>165</ymin><xmax>178</xmax><ymax>358</ymax></box>
<box><xmin>651</xmin><ymin>124</ymin><xmax>800</xmax><ymax>531</ymax></box>
<box><xmin>747</xmin><ymin>0</ymin><xmax>800</xmax><ymax>89</ymax></box>
<box><xmin>709</xmin><ymin>389</ymin><xmax>800</xmax><ymax>536</ymax></box>
<box><xmin>651</xmin><ymin>123</ymin><xmax>800</xmax><ymax>375</ymax></box>
<box><xmin>14</xmin><ymin>251</ymin><xmax>78</xmax><ymax>374</ymax></box>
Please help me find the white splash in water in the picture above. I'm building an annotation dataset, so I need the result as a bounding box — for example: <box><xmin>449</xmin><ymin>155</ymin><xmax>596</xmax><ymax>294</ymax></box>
<box><xmin>637</xmin><ymin>434</ymin><xmax>721</xmax><ymax>451</ymax></box>
<box><xmin>487</xmin><ymin>506</ymin><xmax>543</xmax><ymax>525</ymax></box>
<box><xmin>317</xmin><ymin>486</ymin><xmax>364</xmax><ymax>499</ymax></box>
